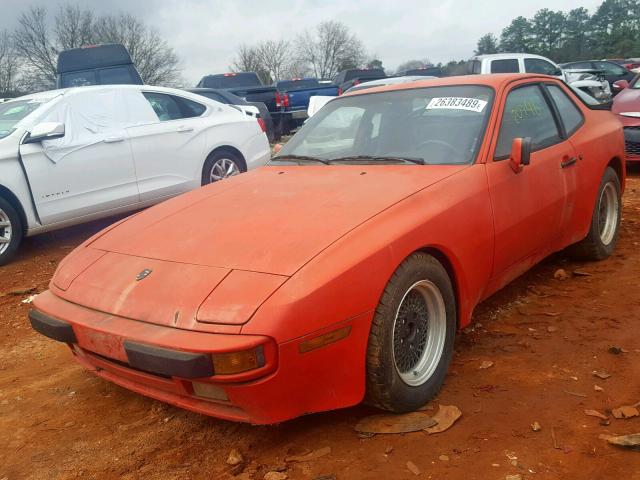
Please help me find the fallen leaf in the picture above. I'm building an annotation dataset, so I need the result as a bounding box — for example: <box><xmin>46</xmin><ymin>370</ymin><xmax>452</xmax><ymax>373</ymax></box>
<box><xmin>572</xmin><ymin>270</ymin><xmax>592</xmax><ymax>277</ymax></box>
<box><xmin>543</xmin><ymin>312</ymin><xmax>561</xmax><ymax>317</ymax></box>
<box><xmin>479</xmin><ymin>360</ymin><xmax>494</xmax><ymax>370</ymax></box>
<box><xmin>608</xmin><ymin>346</ymin><xmax>628</xmax><ymax>355</ymax></box>
<box><xmin>592</xmin><ymin>371</ymin><xmax>612</xmax><ymax>380</ymax></box>
<box><xmin>547</xmin><ymin>326</ymin><xmax>558</xmax><ymax>333</ymax></box>
<box><xmin>564</xmin><ymin>390</ymin><xmax>588</xmax><ymax>398</ymax></box>
<box><xmin>6</xmin><ymin>287</ymin><xmax>37</xmax><ymax>296</ymax></box>
<box><xmin>604</xmin><ymin>433</ymin><xmax>640</xmax><ymax>450</ymax></box>
<box><xmin>425</xmin><ymin>405</ymin><xmax>462</xmax><ymax>434</ymax></box>
<box><xmin>594</xmin><ymin>385</ymin><xmax>604</xmax><ymax>392</ymax></box>
<box><xmin>612</xmin><ymin>406</ymin><xmax>639</xmax><ymax>419</ymax></box>
<box><xmin>531</xmin><ymin>421</ymin><xmax>542</xmax><ymax>432</ymax></box>
<box><xmin>506</xmin><ymin>475</ymin><xmax>522</xmax><ymax>480</ymax></box>
<box><xmin>226</xmin><ymin>448</ymin><xmax>244</xmax><ymax>466</ymax></box>
<box><xmin>584</xmin><ymin>409</ymin><xmax>608</xmax><ymax>420</ymax></box>
<box><xmin>554</xmin><ymin>269</ymin><xmax>569</xmax><ymax>280</ymax></box>
<box><xmin>438</xmin><ymin>454</ymin><xmax>449</xmax><ymax>461</ymax></box>
<box><xmin>406</xmin><ymin>461</ymin><xmax>421</xmax><ymax>476</ymax></box>
<box><xmin>285</xmin><ymin>447</ymin><xmax>331</xmax><ymax>463</ymax></box>
<box><xmin>355</xmin><ymin>412</ymin><xmax>436</xmax><ymax>434</ymax></box>
<box><xmin>264</xmin><ymin>472</ymin><xmax>288</xmax><ymax>480</ymax></box>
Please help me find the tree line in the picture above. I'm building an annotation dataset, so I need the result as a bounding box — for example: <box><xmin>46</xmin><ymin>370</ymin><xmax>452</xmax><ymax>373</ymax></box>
<box><xmin>475</xmin><ymin>0</ymin><xmax>640</xmax><ymax>62</ymax></box>
<box><xmin>0</xmin><ymin>4</ymin><xmax>181</xmax><ymax>96</ymax></box>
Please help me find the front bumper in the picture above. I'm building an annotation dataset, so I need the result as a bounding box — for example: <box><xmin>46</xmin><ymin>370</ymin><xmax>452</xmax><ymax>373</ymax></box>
<box><xmin>30</xmin><ymin>290</ymin><xmax>370</xmax><ymax>424</ymax></box>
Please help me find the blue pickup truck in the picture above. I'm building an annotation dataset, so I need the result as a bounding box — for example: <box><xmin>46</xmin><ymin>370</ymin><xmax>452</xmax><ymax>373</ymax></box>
<box><xmin>274</xmin><ymin>78</ymin><xmax>339</xmax><ymax>134</ymax></box>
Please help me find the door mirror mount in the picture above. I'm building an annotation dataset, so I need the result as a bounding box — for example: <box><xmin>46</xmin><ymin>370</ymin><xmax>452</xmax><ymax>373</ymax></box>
<box><xmin>509</xmin><ymin>137</ymin><xmax>532</xmax><ymax>173</ymax></box>
<box><xmin>23</xmin><ymin>122</ymin><xmax>65</xmax><ymax>144</ymax></box>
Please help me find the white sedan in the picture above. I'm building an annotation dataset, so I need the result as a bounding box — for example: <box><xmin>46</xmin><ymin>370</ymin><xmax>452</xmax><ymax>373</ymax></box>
<box><xmin>0</xmin><ymin>85</ymin><xmax>271</xmax><ymax>264</ymax></box>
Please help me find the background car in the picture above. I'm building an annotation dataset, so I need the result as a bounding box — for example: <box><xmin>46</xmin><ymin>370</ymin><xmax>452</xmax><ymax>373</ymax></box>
<box><xmin>560</xmin><ymin>60</ymin><xmax>636</xmax><ymax>93</ymax></box>
<box><xmin>345</xmin><ymin>75</ymin><xmax>435</xmax><ymax>93</ymax></box>
<box><xmin>273</xmin><ymin>78</ymin><xmax>339</xmax><ymax>135</ymax></box>
<box><xmin>0</xmin><ymin>84</ymin><xmax>270</xmax><ymax>264</ymax></box>
<box><xmin>334</xmin><ymin>68</ymin><xmax>387</xmax><ymax>95</ymax></box>
<box><xmin>612</xmin><ymin>75</ymin><xmax>640</xmax><ymax>163</ymax></box>
<box><xmin>30</xmin><ymin>74</ymin><xmax>624</xmax><ymax>424</ymax></box>
<box><xmin>469</xmin><ymin>53</ymin><xmax>612</xmax><ymax>102</ymax></box>
<box><xmin>187</xmin><ymin>87</ymin><xmax>276</xmax><ymax>143</ymax></box>
<box><xmin>56</xmin><ymin>43</ymin><xmax>143</xmax><ymax>89</ymax></box>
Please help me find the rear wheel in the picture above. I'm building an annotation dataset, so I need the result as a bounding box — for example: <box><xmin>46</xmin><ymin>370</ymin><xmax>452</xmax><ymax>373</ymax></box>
<box><xmin>202</xmin><ymin>150</ymin><xmax>244</xmax><ymax>185</ymax></box>
<box><xmin>0</xmin><ymin>197</ymin><xmax>23</xmax><ymax>266</ymax></box>
<box><xmin>570</xmin><ymin>167</ymin><xmax>621</xmax><ymax>260</ymax></box>
<box><xmin>365</xmin><ymin>252</ymin><xmax>456</xmax><ymax>412</ymax></box>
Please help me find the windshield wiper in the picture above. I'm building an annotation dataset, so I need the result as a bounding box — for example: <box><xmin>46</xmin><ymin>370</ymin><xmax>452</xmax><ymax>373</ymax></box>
<box><xmin>272</xmin><ymin>155</ymin><xmax>329</xmax><ymax>165</ymax></box>
<box><xmin>328</xmin><ymin>155</ymin><xmax>425</xmax><ymax>165</ymax></box>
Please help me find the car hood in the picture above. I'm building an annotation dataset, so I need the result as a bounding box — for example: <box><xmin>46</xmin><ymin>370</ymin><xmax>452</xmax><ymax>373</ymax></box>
<box><xmin>52</xmin><ymin>165</ymin><xmax>465</xmax><ymax>329</ymax></box>
<box><xmin>89</xmin><ymin>165</ymin><xmax>466</xmax><ymax>276</ymax></box>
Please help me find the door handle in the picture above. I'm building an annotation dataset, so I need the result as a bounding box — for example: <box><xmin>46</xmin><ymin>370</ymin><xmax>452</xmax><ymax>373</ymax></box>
<box><xmin>177</xmin><ymin>126</ymin><xmax>194</xmax><ymax>133</ymax></box>
<box><xmin>103</xmin><ymin>135</ymin><xmax>124</xmax><ymax>143</ymax></box>
<box><xmin>561</xmin><ymin>156</ymin><xmax>577</xmax><ymax>168</ymax></box>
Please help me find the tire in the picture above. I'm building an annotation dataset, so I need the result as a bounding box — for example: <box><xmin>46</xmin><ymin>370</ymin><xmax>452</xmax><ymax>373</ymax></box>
<box><xmin>365</xmin><ymin>252</ymin><xmax>457</xmax><ymax>412</ymax></box>
<box><xmin>201</xmin><ymin>150</ymin><xmax>244</xmax><ymax>186</ymax></box>
<box><xmin>569</xmin><ymin>167</ymin><xmax>621</xmax><ymax>261</ymax></box>
<box><xmin>0</xmin><ymin>197</ymin><xmax>23</xmax><ymax>266</ymax></box>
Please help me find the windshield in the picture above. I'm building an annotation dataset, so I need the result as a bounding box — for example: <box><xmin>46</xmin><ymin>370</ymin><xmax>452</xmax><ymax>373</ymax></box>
<box><xmin>275</xmin><ymin>85</ymin><xmax>494</xmax><ymax>165</ymax></box>
<box><xmin>0</xmin><ymin>98</ymin><xmax>50</xmax><ymax>140</ymax></box>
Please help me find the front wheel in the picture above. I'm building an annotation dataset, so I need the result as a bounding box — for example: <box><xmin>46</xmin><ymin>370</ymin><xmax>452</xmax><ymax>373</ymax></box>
<box><xmin>570</xmin><ymin>167</ymin><xmax>621</xmax><ymax>260</ymax></box>
<box><xmin>202</xmin><ymin>151</ymin><xmax>243</xmax><ymax>185</ymax></box>
<box><xmin>0</xmin><ymin>197</ymin><xmax>23</xmax><ymax>266</ymax></box>
<box><xmin>365</xmin><ymin>252</ymin><xmax>456</xmax><ymax>412</ymax></box>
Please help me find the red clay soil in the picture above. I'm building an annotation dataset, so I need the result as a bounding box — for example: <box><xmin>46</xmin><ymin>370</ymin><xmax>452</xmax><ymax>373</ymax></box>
<box><xmin>1</xmin><ymin>175</ymin><xmax>639</xmax><ymax>480</ymax></box>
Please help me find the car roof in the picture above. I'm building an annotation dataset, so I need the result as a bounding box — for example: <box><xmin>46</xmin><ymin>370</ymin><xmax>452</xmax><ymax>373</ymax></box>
<box><xmin>345</xmin><ymin>73</ymin><xmax>554</xmax><ymax>97</ymax></box>
<box><xmin>14</xmin><ymin>84</ymin><xmax>201</xmax><ymax>102</ymax></box>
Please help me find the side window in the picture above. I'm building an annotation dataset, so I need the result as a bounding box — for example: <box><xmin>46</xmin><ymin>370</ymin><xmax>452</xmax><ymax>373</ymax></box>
<box><xmin>594</xmin><ymin>61</ymin><xmax>626</xmax><ymax>76</ymax></box>
<box><xmin>494</xmin><ymin>85</ymin><xmax>561</xmax><ymax>159</ymax></box>
<box><xmin>524</xmin><ymin>58</ymin><xmax>559</xmax><ymax>76</ymax></box>
<box><xmin>565</xmin><ymin>61</ymin><xmax>592</xmax><ymax>70</ymax></box>
<box><xmin>546</xmin><ymin>85</ymin><xmax>584</xmax><ymax>136</ymax></box>
<box><xmin>490</xmin><ymin>59</ymin><xmax>520</xmax><ymax>74</ymax></box>
<box><xmin>143</xmin><ymin>93</ymin><xmax>206</xmax><ymax>121</ymax></box>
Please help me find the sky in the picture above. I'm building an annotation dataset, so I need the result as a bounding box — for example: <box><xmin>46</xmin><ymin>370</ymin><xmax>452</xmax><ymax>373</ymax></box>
<box><xmin>0</xmin><ymin>0</ymin><xmax>604</xmax><ymax>85</ymax></box>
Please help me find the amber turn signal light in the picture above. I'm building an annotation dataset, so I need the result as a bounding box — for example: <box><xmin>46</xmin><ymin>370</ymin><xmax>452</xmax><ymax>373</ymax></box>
<box><xmin>212</xmin><ymin>346</ymin><xmax>264</xmax><ymax>375</ymax></box>
<box><xmin>299</xmin><ymin>326</ymin><xmax>351</xmax><ymax>353</ymax></box>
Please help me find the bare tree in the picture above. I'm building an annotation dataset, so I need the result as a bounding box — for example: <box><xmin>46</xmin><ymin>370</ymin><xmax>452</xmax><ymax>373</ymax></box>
<box><xmin>0</xmin><ymin>31</ymin><xmax>20</xmax><ymax>95</ymax></box>
<box><xmin>54</xmin><ymin>4</ymin><xmax>95</xmax><ymax>50</ymax></box>
<box><xmin>12</xmin><ymin>4</ymin><xmax>182</xmax><ymax>91</ymax></box>
<box><xmin>93</xmin><ymin>14</ymin><xmax>181</xmax><ymax>86</ymax></box>
<box><xmin>13</xmin><ymin>6</ymin><xmax>57</xmax><ymax>88</ymax></box>
<box><xmin>297</xmin><ymin>21</ymin><xmax>366</xmax><ymax>79</ymax></box>
<box><xmin>230</xmin><ymin>44</ymin><xmax>272</xmax><ymax>84</ymax></box>
<box><xmin>257</xmin><ymin>39</ymin><xmax>291</xmax><ymax>81</ymax></box>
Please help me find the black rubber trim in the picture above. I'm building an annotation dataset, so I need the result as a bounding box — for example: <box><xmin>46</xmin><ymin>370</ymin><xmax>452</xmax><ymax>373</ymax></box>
<box><xmin>29</xmin><ymin>309</ymin><xmax>77</xmax><ymax>343</ymax></box>
<box><xmin>124</xmin><ymin>341</ymin><xmax>214</xmax><ymax>379</ymax></box>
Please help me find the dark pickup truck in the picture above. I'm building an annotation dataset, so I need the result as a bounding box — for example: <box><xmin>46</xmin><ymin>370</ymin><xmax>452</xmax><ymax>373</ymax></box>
<box><xmin>196</xmin><ymin>72</ymin><xmax>282</xmax><ymax>137</ymax></box>
<box><xmin>274</xmin><ymin>78</ymin><xmax>339</xmax><ymax>134</ymax></box>
<box><xmin>334</xmin><ymin>68</ymin><xmax>386</xmax><ymax>95</ymax></box>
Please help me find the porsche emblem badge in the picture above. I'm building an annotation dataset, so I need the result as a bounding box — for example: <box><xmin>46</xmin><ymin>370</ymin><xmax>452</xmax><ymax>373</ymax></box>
<box><xmin>136</xmin><ymin>269</ymin><xmax>152</xmax><ymax>281</ymax></box>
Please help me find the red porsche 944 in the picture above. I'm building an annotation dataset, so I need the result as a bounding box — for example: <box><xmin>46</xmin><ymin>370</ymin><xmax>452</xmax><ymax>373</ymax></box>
<box><xmin>30</xmin><ymin>74</ymin><xmax>625</xmax><ymax>424</ymax></box>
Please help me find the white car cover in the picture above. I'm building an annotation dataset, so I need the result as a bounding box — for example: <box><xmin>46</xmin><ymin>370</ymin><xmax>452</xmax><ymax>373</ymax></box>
<box><xmin>38</xmin><ymin>89</ymin><xmax>157</xmax><ymax>164</ymax></box>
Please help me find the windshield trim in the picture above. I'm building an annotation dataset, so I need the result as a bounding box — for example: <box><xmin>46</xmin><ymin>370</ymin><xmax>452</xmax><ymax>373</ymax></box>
<box><xmin>275</xmin><ymin>83</ymin><xmax>496</xmax><ymax>167</ymax></box>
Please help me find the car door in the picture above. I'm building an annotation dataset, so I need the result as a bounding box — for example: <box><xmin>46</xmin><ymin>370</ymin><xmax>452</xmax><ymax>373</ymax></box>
<box><xmin>19</xmin><ymin>89</ymin><xmax>140</xmax><ymax>225</ymax></box>
<box><xmin>593</xmin><ymin>61</ymin><xmax>635</xmax><ymax>87</ymax></box>
<box><xmin>485</xmin><ymin>82</ymin><xmax>579</xmax><ymax>281</ymax></box>
<box><xmin>126</xmin><ymin>91</ymin><xmax>207</xmax><ymax>202</ymax></box>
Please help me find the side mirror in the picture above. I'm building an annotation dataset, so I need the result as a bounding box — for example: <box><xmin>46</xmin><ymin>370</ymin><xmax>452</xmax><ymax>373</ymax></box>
<box><xmin>23</xmin><ymin>122</ymin><xmax>65</xmax><ymax>144</ymax></box>
<box><xmin>272</xmin><ymin>143</ymin><xmax>283</xmax><ymax>154</ymax></box>
<box><xmin>509</xmin><ymin>137</ymin><xmax>532</xmax><ymax>173</ymax></box>
<box><xmin>613</xmin><ymin>80</ymin><xmax>630</xmax><ymax>91</ymax></box>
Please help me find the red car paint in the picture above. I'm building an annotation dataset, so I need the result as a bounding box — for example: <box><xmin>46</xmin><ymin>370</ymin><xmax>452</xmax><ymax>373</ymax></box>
<box><xmin>31</xmin><ymin>74</ymin><xmax>626</xmax><ymax>424</ymax></box>
<box><xmin>612</xmin><ymin>75</ymin><xmax>640</xmax><ymax>163</ymax></box>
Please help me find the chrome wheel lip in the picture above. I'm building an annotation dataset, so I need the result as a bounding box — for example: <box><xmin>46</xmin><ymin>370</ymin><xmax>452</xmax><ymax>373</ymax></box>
<box><xmin>392</xmin><ymin>280</ymin><xmax>447</xmax><ymax>387</ymax></box>
<box><xmin>598</xmin><ymin>182</ymin><xmax>619</xmax><ymax>246</ymax></box>
<box><xmin>0</xmin><ymin>207</ymin><xmax>12</xmax><ymax>255</ymax></box>
<box><xmin>209</xmin><ymin>158</ymin><xmax>240</xmax><ymax>182</ymax></box>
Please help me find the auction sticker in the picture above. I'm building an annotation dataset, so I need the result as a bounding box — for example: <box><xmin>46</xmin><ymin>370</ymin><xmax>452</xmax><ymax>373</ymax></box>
<box><xmin>426</xmin><ymin>97</ymin><xmax>487</xmax><ymax>113</ymax></box>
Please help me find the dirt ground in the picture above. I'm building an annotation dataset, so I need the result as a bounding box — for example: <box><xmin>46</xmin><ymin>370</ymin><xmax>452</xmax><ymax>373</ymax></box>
<box><xmin>1</xmin><ymin>174</ymin><xmax>639</xmax><ymax>480</ymax></box>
